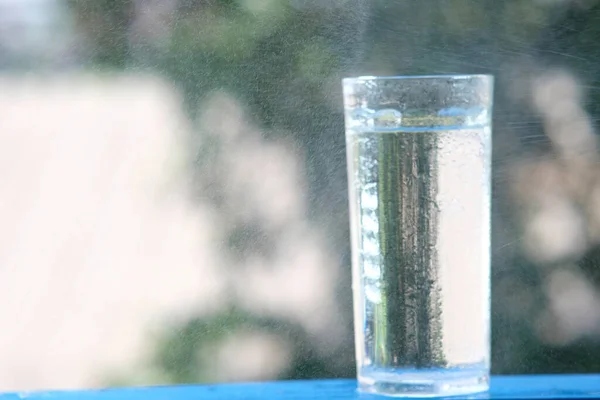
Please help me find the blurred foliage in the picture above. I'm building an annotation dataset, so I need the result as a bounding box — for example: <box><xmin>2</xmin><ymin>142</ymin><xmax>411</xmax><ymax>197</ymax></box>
<box><xmin>105</xmin><ymin>309</ymin><xmax>352</xmax><ymax>386</ymax></box>
<box><xmin>65</xmin><ymin>0</ymin><xmax>600</xmax><ymax>385</ymax></box>
<box><xmin>67</xmin><ymin>0</ymin><xmax>133</xmax><ymax>67</ymax></box>
<box><xmin>151</xmin><ymin>309</ymin><xmax>350</xmax><ymax>383</ymax></box>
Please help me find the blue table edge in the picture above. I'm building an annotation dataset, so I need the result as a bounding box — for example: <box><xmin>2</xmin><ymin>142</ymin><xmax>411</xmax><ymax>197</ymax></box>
<box><xmin>3</xmin><ymin>375</ymin><xmax>600</xmax><ymax>399</ymax></box>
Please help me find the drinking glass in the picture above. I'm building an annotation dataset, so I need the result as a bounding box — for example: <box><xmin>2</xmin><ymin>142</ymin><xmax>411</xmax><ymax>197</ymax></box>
<box><xmin>343</xmin><ymin>75</ymin><xmax>493</xmax><ymax>397</ymax></box>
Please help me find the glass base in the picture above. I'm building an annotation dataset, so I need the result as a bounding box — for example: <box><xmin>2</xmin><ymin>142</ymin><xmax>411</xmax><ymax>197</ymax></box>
<box><xmin>358</xmin><ymin>367</ymin><xmax>489</xmax><ymax>398</ymax></box>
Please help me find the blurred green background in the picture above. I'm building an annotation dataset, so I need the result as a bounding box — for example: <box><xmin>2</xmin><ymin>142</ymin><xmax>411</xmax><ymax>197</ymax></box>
<box><xmin>1</xmin><ymin>0</ymin><xmax>600</xmax><ymax>391</ymax></box>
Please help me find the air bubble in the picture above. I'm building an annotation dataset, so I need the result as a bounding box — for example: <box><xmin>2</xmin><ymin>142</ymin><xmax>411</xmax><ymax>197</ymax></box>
<box><xmin>362</xmin><ymin>254</ymin><xmax>381</xmax><ymax>279</ymax></box>
<box><xmin>361</xmin><ymin>213</ymin><xmax>379</xmax><ymax>233</ymax></box>
<box><xmin>373</xmin><ymin>109</ymin><xmax>403</xmax><ymax>128</ymax></box>
<box><xmin>362</xmin><ymin>237</ymin><xmax>380</xmax><ymax>257</ymax></box>
<box><xmin>360</xmin><ymin>190</ymin><xmax>378</xmax><ymax>210</ymax></box>
<box><xmin>364</xmin><ymin>279</ymin><xmax>382</xmax><ymax>303</ymax></box>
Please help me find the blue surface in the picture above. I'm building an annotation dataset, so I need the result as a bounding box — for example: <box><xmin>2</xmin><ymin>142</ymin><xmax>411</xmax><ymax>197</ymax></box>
<box><xmin>2</xmin><ymin>375</ymin><xmax>599</xmax><ymax>399</ymax></box>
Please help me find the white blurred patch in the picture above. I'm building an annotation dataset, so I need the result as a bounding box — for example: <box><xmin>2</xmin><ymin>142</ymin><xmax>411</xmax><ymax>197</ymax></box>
<box><xmin>0</xmin><ymin>74</ymin><xmax>346</xmax><ymax>391</ymax></box>
<box><xmin>0</xmin><ymin>75</ymin><xmax>228</xmax><ymax>391</ymax></box>
<box><xmin>234</xmin><ymin>225</ymin><xmax>344</xmax><ymax>350</ymax></box>
<box><xmin>532</xmin><ymin>70</ymin><xmax>597</xmax><ymax>162</ymax></box>
<box><xmin>536</xmin><ymin>267</ymin><xmax>600</xmax><ymax>345</ymax></box>
<box><xmin>523</xmin><ymin>196</ymin><xmax>587</xmax><ymax>263</ymax></box>
<box><xmin>212</xmin><ymin>331</ymin><xmax>291</xmax><ymax>382</ymax></box>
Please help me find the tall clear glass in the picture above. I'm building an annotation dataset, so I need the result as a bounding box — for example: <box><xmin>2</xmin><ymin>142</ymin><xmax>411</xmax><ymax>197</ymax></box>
<box><xmin>343</xmin><ymin>75</ymin><xmax>493</xmax><ymax>397</ymax></box>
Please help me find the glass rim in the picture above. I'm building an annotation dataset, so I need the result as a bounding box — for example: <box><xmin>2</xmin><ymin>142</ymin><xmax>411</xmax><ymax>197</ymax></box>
<box><xmin>343</xmin><ymin>74</ymin><xmax>493</xmax><ymax>83</ymax></box>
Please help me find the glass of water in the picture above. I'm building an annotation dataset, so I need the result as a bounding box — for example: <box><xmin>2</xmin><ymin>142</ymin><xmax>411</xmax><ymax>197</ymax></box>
<box><xmin>343</xmin><ymin>75</ymin><xmax>493</xmax><ymax>397</ymax></box>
